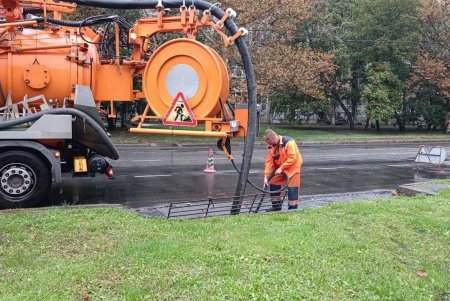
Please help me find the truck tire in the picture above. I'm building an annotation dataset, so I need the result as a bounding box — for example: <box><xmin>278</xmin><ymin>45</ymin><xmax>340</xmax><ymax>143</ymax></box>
<box><xmin>0</xmin><ymin>151</ymin><xmax>51</xmax><ymax>209</ymax></box>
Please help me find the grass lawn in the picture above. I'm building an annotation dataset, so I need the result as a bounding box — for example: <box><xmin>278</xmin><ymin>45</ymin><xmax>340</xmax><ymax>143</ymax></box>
<box><xmin>268</xmin><ymin>125</ymin><xmax>450</xmax><ymax>143</ymax></box>
<box><xmin>109</xmin><ymin>124</ymin><xmax>450</xmax><ymax>145</ymax></box>
<box><xmin>1</xmin><ymin>190</ymin><xmax>449</xmax><ymax>300</ymax></box>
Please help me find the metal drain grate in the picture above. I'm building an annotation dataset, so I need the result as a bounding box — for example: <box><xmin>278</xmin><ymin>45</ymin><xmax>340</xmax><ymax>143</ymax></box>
<box><xmin>161</xmin><ymin>193</ymin><xmax>287</xmax><ymax>219</ymax></box>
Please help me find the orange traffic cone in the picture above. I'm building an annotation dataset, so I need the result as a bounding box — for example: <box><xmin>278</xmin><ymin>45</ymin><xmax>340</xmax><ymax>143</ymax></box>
<box><xmin>204</xmin><ymin>148</ymin><xmax>216</xmax><ymax>173</ymax></box>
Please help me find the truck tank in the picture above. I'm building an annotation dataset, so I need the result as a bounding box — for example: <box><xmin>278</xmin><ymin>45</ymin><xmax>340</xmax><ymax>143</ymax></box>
<box><xmin>0</xmin><ymin>21</ymin><xmax>142</xmax><ymax>108</ymax></box>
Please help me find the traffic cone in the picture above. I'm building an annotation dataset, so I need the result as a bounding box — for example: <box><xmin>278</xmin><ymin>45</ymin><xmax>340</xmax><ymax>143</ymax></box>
<box><xmin>204</xmin><ymin>148</ymin><xmax>216</xmax><ymax>173</ymax></box>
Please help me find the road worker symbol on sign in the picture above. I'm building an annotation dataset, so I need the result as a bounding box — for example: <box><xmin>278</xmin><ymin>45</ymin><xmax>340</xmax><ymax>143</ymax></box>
<box><xmin>162</xmin><ymin>92</ymin><xmax>197</xmax><ymax>126</ymax></box>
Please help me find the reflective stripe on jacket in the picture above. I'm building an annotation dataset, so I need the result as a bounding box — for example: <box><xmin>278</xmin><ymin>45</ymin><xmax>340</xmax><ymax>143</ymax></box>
<box><xmin>264</xmin><ymin>135</ymin><xmax>303</xmax><ymax>178</ymax></box>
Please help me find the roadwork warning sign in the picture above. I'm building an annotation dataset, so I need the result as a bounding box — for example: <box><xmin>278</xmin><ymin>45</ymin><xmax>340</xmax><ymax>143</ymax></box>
<box><xmin>414</xmin><ymin>145</ymin><xmax>446</xmax><ymax>165</ymax></box>
<box><xmin>162</xmin><ymin>92</ymin><xmax>197</xmax><ymax>126</ymax></box>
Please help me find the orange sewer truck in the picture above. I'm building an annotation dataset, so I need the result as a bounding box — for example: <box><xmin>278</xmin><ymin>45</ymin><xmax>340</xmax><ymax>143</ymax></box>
<box><xmin>0</xmin><ymin>0</ymin><xmax>256</xmax><ymax>209</ymax></box>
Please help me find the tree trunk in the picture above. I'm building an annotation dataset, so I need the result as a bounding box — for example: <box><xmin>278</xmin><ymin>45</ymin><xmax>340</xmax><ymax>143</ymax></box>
<box><xmin>331</xmin><ymin>104</ymin><xmax>336</xmax><ymax>126</ymax></box>
<box><xmin>268</xmin><ymin>98</ymin><xmax>273</xmax><ymax>125</ymax></box>
<box><xmin>350</xmin><ymin>67</ymin><xmax>361</xmax><ymax>124</ymax></box>
<box><xmin>398</xmin><ymin>92</ymin><xmax>407</xmax><ymax>132</ymax></box>
<box><xmin>365</xmin><ymin>118</ymin><xmax>370</xmax><ymax>130</ymax></box>
<box><xmin>444</xmin><ymin>101</ymin><xmax>450</xmax><ymax>133</ymax></box>
<box><xmin>348</xmin><ymin>115</ymin><xmax>355</xmax><ymax>129</ymax></box>
<box><xmin>121</xmin><ymin>104</ymin><xmax>127</xmax><ymax>128</ymax></box>
<box><xmin>376</xmin><ymin>120</ymin><xmax>380</xmax><ymax>131</ymax></box>
<box><xmin>107</xmin><ymin>117</ymin><xmax>116</xmax><ymax>131</ymax></box>
<box><xmin>395</xmin><ymin>112</ymin><xmax>405</xmax><ymax>133</ymax></box>
<box><xmin>444</xmin><ymin>112</ymin><xmax>450</xmax><ymax>134</ymax></box>
<box><xmin>332</xmin><ymin>88</ymin><xmax>354</xmax><ymax>129</ymax></box>
<box><xmin>399</xmin><ymin>119</ymin><xmax>405</xmax><ymax>132</ymax></box>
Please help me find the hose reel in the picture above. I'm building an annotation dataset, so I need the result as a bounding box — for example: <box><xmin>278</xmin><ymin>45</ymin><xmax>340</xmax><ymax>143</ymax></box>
<box><xmin>142</xmin><ymin>38</ymin><xmax>229</xmax><ymax>119</ymax></box>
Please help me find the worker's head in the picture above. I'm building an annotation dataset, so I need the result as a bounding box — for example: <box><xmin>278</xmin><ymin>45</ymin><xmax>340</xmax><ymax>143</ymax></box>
<box><xmin>264</xmin><ymin>129</ymin><xmax>279</xmax><ymax>146</ymax></box>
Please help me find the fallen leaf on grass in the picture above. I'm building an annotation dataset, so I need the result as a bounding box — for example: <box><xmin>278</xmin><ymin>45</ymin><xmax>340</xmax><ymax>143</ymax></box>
<box><xmin>416</xmin><ymin>270</ymin><xmax>427</xmax><ymax>277</ymax></box>
<box><xmin>31</xmin><ymin>232</ymin><xmax>38</xmax><ymax>240</ymax></box>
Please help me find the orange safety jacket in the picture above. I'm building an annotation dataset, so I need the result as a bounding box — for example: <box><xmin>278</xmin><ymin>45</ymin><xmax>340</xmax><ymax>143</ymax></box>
<box><xmin>264</xmin><ymin>135</ymin><xmax>303</xmax><ymax>180</ymax></box>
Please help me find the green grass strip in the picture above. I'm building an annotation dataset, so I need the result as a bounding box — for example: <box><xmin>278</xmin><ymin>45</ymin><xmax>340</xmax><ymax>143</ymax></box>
<box><xmin>109</xmin><ymin>124</ymin><xmax>450</xmax><ymax>145</ymax></box>
<box><xmin>0</xmin><ymin>191</ymin><xmax>449</xmax><ymax>300</ymax></box>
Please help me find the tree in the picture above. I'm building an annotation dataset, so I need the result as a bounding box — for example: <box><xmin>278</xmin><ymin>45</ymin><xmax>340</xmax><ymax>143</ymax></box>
<box><xmin>416</xmin><ymin>0</ymin><xmax>450</xmax><ymax>132</ymax></box>
<box><xmin>305</xmin><ymin>0</ymin><xmax>421</xmax><ymax>130</ymax></box>
<box><xmin>221</xmin><ymin>0</ymin><xmax>335</xmax><ymax>115</ymax></box>
<box><xmin>347</xmin><ymin>0</ymin><xmax>421</xmax><ymax>131</ymax></box>
<box><xmin>362</xmin><ymin>64</ymin><xmax>403</xmax><ymax>130</ymax></box>
<box><xmin>297</xmin><ymin>0</ymin><xmax>376</xmax><ymax>129</ymax></box>
<box><xmin>408</xmin><ymin>80</ymin><xmax>447</xmax><ymax>130</ymax></box>
<box><xmin>326</xmin><ymin>0</ymin><xmax>364</xmax><ymax>129</ymax></box>
<box><xmin>271</xmin><ymin>85</ymin><xmax>331</xmax><ymax>124</ymax></box>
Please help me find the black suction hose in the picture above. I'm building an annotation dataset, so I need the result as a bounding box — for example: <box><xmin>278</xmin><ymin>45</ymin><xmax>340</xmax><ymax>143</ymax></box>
<box><xmin>230</xmin><ymin>159</ymin><xmax>289</xmax><ymax>194</ymax></box>
<box><xmin>0</xmin><ymin>109</ymin><xmax>119</xmax><ymax>160</ymax></box>
<box><xmin>33</xmin><ymin>16</ymin><xmax>117</xmax><ymax>27</ymax></box>
<box><xmin>62</xmin><ymin>0</ymin><xmax>258</xmax><ymax>199</ymax></box>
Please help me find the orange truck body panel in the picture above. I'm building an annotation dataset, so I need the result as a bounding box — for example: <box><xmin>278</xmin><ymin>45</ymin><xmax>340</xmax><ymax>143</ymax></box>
<box><xmin>0</xmin><ymin>28</ymin><xmax>96</xmax><ymax>106</ymax></box>
<box><xmin>94</xmin><ymin>65</ymin><xmax>134</xmax><ymax>101</ymax></box>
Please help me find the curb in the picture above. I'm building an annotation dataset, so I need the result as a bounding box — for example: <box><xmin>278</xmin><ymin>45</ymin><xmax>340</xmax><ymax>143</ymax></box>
<box><xmin>0</xmin><ymin>203</ymin><xmax>125</xmax><ymax>214</ymax></box>
<box><xmin>396</xmin><ymin>185</ymin><xmax>436</xmax><ymax>196</ymax></box>
<box><xmin>396</xmin><ymin>180</ymin><xmax>450</xmax><ymax>196</ymax></box>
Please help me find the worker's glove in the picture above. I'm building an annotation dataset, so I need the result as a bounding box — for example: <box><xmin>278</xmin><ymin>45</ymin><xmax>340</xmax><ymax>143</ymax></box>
<box><xmin>263</xmin><ymin>176</ymin><xmax>269</xmax><ymax>188</ymax></box>
<box><xmin>275</xmin><ymin>167</ymin><xmax>283</xmax><ymax>175</ymax></box>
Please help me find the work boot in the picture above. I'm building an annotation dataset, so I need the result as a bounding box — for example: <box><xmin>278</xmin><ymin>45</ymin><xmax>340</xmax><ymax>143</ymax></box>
<box><xmin>267</xmin><ymin>201</ymin><xmax>282</xmax><ymax>212</ymax></box>
<box><xmin>288</xmin><ymin>204</ymin><xmax>298</xmax><ymax>210</ymax></box>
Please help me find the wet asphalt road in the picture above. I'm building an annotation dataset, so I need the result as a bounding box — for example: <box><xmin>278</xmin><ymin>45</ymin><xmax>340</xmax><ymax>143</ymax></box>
<box><xmin>46</xmin><ymin>142</ymin><xmax>450</xmax><ymax>208</ymax></box>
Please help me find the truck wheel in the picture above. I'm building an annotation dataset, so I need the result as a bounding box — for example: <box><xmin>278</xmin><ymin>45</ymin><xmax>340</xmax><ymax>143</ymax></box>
<box><xmin>0</xmin><ymin>151</ymin><xmax>51</xmax><ymax>209</ymax></box>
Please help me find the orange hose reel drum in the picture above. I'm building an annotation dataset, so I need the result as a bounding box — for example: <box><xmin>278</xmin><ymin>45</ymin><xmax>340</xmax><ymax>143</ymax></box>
<box><xmin>142</xmin><ymin>38</ymin><xmax>229</xmax><ymax>119</ymax></box>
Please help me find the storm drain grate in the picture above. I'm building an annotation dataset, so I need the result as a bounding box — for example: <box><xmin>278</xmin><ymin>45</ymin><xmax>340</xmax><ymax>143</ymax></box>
<box><xmin>135</xmin><ymin>193</ymin><xmax>288</xmax><ymax>219</ymax></box>
<box><xmin>133</xmin><ymin>189</ymin><xmax>397</xmax><ymax>219</ymax></box>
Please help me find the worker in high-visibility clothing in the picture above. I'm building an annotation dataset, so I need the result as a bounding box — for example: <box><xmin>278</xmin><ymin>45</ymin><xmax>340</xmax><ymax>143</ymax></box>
<box><xmin>263</xmin><ymin>129</ymin><xmax>303</xmax><ymax>211</ymax></box>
